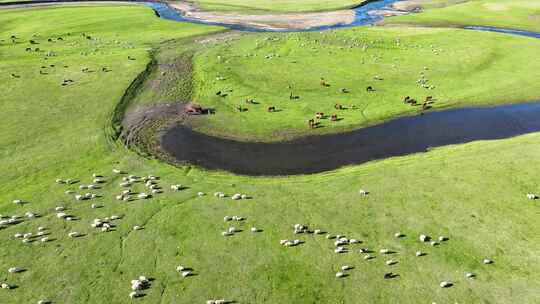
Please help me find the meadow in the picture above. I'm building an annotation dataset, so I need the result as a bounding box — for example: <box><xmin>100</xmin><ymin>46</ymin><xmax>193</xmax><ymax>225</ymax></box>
<box><xmin>389</xmin><ymin>0</ymin><xmax>540</xmax><ymax>32</ymax></box>
<box><xmin>148</xmin><ymin>26</ymin><xmax>540</xmax><ymax>141</ymax></box>
<box><xmin>1</xmin><ymin>2</ymin><xmax>539</xmax><ymax>304</ymax></box>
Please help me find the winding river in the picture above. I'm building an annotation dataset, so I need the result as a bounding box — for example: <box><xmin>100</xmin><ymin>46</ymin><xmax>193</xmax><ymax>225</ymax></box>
<box><xmin>3</xmin><ymin>0</ymin><xmax>539</xmax><ymax>175</ymax></box>
<box><xmin>147</xmin><ymin>0</ymin><xmax>403</xmax><ymax>32</ymax></box>
<box><xmin>139</xmin><ymin>1</ymin><xmax>540</xmax><ymax>176</ymax></box>
<box><xmin>161</xmin><ymin>101</ymin><xmax>540</xmax><ymax>176</ymax></box>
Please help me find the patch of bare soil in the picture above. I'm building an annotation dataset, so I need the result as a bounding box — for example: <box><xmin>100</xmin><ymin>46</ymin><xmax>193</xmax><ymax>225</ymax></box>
<box><xmin>169</xmin><ymin>1</ymin><xmax>355</xmax><ymax>30</ymax></box>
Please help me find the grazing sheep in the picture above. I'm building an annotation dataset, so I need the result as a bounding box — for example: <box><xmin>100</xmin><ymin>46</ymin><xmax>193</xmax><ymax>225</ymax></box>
<box><xmin>527</xmin><ymin>193</ymin><xmax>537</xmax><ymax>200</ymax></box>
<box><xmin>483</xmin><ymin>259</ymin><xmax>493</xmax><ymax>264</ymax></box>
<box><xmin>379</xmin><ymin>249</ymin><xmax>390</xmax><ymax>255</ymax></box>
<box><xmin>12</xmin><ymin>200</ymin><xmax>23</xmax><ymax>205</ymax></box>
<box><xmin>198</xmin><ymin>192</ymin><xmax>205</xmax><ymax>197</ymax></box>
<box><xmin>438</xmin><ymin>236</ymin><xmax>448</xmax><ymax>242</ymax></box>
<box><xmin>37</xmin><ymin>300</ymin><xmax>51</xmax><ymax>304</ymax></box>
<box><xmin>231</xmin><ymin>194</ymin><xmax>242</xmax><ymax>200</ymax></box>
<box><xmin>430</xmin><ymin>241</ymin><xmax>438</xmax><ymax>247</ymax></box>
<box><xmin>181</xmin><ymin>271</ymin><xmax>192</xmax><ymax>277</ymax></box>
<box><xmin>335</xmin><ymin>272</ymin><xmax>345</xmax><ymax>278</ymax></box>
<box><xmin>137</xmin><ymin>193</ymin><xmax>149</xmax><ymax>199</ymax></box>
<box><xmin>222</xmin><ymin>231</ymin><xmax>233</xmax><ymax>237</ymax></box>
<box><xmin>176</xmin><ymin>265</ymin><xmax>186</xmax><ymax>272</ymax></box>
<box><xmin>8</xmin><ymin>267</ymin><xmax>23</xmax><ymax>273</ymax></box>
<box><xmin>465</xmin><ymin>272</ymin><xmax>475</xmax><ymax>278</ymax></box>
<box><xmin>335</xmin><ymin>247</ymin><xmax>346</xmax><ymax>253</ymax></box>
<box><xmin>415</xmin><ymin>251</ymin><xmax>425</xmax><ymax>257</ymax></box>
<box><xmin>314</xmin><ymin>229</ymin><xmax>323</xmax><ymax>235</ymax></box>
<box><xmin>40</xmin><ymin>237</ymin><xmax>49</xmax><ymax>243</ymax></box>
<box><xmin>439</xmin><ymin>281</ymin><xmax>452</xmax><ymax>288</ymax></box>
<box><xmin>341</xmin><ymin>265</ymin><xmax>352</xmax><ymax>271</ymax></box>
<box><xmin>133</xmin><ymin>226</ymin><xmax>143</xmax><ymax>231</ymax></box>
<box><xmin>1</xmin><ymin>283</ymin><xmax>11</xmax><ymax>289</ymax></box>
<box><xmin>419</xmin><ymin>234</ymin><xmax>429</xmax><ymax>242</ymax></box>
<box><xmin>250</xmin><ymin>227</ymin><xmax>259</xmax><ymax>233</ymax></box>
<box><xmin>171</xmin><ymin>184</ymin><xmax>183</xmax><ymax>191</ymax></box>
<box><xmin>358</xmin><ymin>189</ymin><xmax>368</xmax><ymax>196</ymax></box>
<box><xmin>129</xmin><ymin>291</ymin><xmax>138</xmax><ymax>299</ymax></box>
<box><xmin>120</xmin><ymin>182</ymin><xmax>131</xmax><ymax>187</ymax></box>
<box><xmin>223</xmin><ymin>216</ymin><xmax>232</xmax><ymax>222</ymax></box>
<box><xmin>386</xmin><ymin>260</ymin><xmax>397</xmax><ymax>266</ymax></box>
<box><xmin>112</xmin><ymin>169</ymin><xmax>123</xmax><ymax>174</ymax></box>
<box><xmin>56</xmin><ymin>212</ymin><xmax>67</xmax><ymax>219</ymax></box>
<box><xmin>394</xmin><ymin>232</ymin><xmax>404</xmax><ymax>238</ymax></box>
<box><xmin>68</xmin><ymin>232</ymin><xmax>80</xmax><ymax>238</ymax></box>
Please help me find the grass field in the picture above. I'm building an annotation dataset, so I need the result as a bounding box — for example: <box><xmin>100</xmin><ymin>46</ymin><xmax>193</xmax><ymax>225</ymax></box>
<box><xmin>1</xmin><ymin>2</ymin><xmax>540</xmax><ymax>304</ymax></box>
<box><xmin>389</xmin><ymin>0</ymin><xmax>540</xmax><ymax>32</ymax></box>
<box><xmin>165</xmin><ymin>27</ymin><xmax>540</xmax><ymax>141</ymax></box>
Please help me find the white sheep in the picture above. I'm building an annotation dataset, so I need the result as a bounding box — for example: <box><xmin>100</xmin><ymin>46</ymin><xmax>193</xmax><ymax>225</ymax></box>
<box><xmin>197</xmin><ymin>192</ymin><xmax>205</xmax><ymax>197</ymax></box>
<box><xmin>419</xmin><ymin>234</ymin><xmax>429</xmax><ymax>242</ymax></box>
<box><xmin>133</xmin><ymin>226</ymin><xmax>142</xmax><ymax>231</ymax></box>
<box><xmin>231</xmin><ymin>194</ymin><xmax>242</xmax><ymax>200</ymax></box>
<box><xmin>1</xmin><ymin>283</ymin><xmax>11</xmax><ymax>289</ymax></box>
<box><xmin>137</xmin><ymin>193</ymin><xmax>149</xmax><ymax>199</ymax></box>
<box><xmin>181</xmin><ymin>271</ymin><xmax>192</xmax><ymax>277</ymax></box>
<box><xmin>129</xmin><ymin>291</ymin><xmax>138</xmax><ymax>299</ymax></box>
<box><xmin>358</xmin><ymin>189</ymin><xmax>368</xmax><ymax>196</ymax></box>
<box><xmin>341</xmin><ymin>265</ymin><xmax>352</xmax><ymax>271</ymax></box>
<box><xmin>415</xmin><ymin>251</ymin><xmax>424</xmax><ymax>257</ymax></box>
<box><xmin>465</xmin><ymin>272</ymin><xmax>475</xmax><ymax>278</ymax></box>
<box><xmin>483</xmin><ymin>259</ymin><xmax>493</xmax><ymax>264</ymax></box>
<box><xmin>8</xmin><ymin>267</ymin><xmax>23</xmax><ymax>273</ymax></box>
<box><xmin>527</xmin><ymin>193</ymin><xmax>537</xmax><ymax>200</ymax></box>
<box><xmin>250</xmin><ymin>227</ymin><xmax>260</xmax><ymax>233</ymax></box>
<box><xmin>12</xmin><ymin>199</ymin><xmax>23</xmax><ymax>205</ymax></box>
<box><xmin>68</xmin><ymin>232</ymin><xmax>80</xmax><ymax>238</ymax></box>
<box><xmin>439</xmin><ymin>281</ymin><xmax>452</xmax><ymax>288</ymax></box>
<box><xmin>335</xmin><ymin>272</ymin><xmax>345</xmax><ymax>278</ymax></box>
<box><xmin>335</xmin><ymin>247</ymin><xmax>346</xmax><ymax>253</ymax></box>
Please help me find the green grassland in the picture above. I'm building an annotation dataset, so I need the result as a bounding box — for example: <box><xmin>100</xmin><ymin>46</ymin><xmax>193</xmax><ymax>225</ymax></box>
<box><xmin>178</xmin><ymin>27</ymin><xmax>540</xmax><ymax>140</ymax></box>
<box><xmin>1</xmin><ymin>3</ymin><xmax>540</xmax><ymax>304</ymax></box>
<box><xmin>389</xmin><ymin>0</ymin><xmax>540</xmax><ymax>32</ymax></box>
<box><xmin>183</xmin><ymin>0</ymin><xmax>367</xmax><ymax>13</ymax></box>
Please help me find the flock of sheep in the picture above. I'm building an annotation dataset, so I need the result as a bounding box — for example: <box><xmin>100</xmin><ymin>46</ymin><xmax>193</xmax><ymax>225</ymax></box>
<box><xmin>1</xmin><ymin>167</ymin><xmax>538</xmax><ymax>302</ymax></box>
